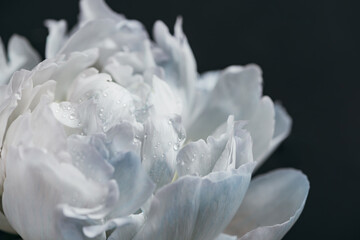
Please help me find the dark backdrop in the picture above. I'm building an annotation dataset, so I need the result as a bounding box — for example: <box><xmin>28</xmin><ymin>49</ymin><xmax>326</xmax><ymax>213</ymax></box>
<box><xmin>0</xmin><ymin>0</ymin><xmax>359</xmax><ymax>239</ymax></box>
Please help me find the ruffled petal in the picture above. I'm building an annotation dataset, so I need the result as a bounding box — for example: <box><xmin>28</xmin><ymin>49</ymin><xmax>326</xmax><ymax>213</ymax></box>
<box><xmin>2</xmin><ymin>99</ymin><xmax>112</xmax><ymax>240</ymax></box>
<box><xmin>59</xmin><ymin>19</ymin><xmax>147</xmax><ymax>66</ymax></box>
<box><xmin>2</xmin><ymin>146</ymin><xmax>107</xmax><ymax>240</ymax></box>
<box><xmin>225</xmin><ymin>169</ymin><xmax>309</xmax><ymax>240</ymax></box>
<box><xmin>133</xmin><ymin>162</ymin><xmax>255</xmax><ymax>240</ymax></box>
<box><xmin>153</xmin><ymin>18</ymin><xmax>197</xmax><ymax>111</ymax></box>
<box><xmin>177</xmin><ymin>116</ymin><xmax>253</xmax><ymax>177</ymax></box>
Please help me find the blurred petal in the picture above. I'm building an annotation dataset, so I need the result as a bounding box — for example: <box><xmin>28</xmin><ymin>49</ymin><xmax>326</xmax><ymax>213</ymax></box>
<box><xmin>52</xmin><ymin>49</ymin><xmax>99</xmax><ymax>100</ymax></box>
<box><xmin>269</xmin><ymin>103</ymin><xmax>292</xmax><ymax>152</ymax></box>
<box><xmin>149</xmin><ymin>76</ymin><xmax>182</xmax><ymax>116</ymax></box>
<box><xmin>225</xmin><ymin>169</ymin><xmax>309</xmax><ymax>240</ymax></box>
<box><xmin>79</xmin><ymin>0</ymin><xmax>125</xmax><ymax>24</ymax></box>
<box><xmin>133</xmin><ymin>162</ymin><xmax>255</xmax><ymax>240</ymax></box>
<box><xmin>45</xmin><ymin>19</ymin><xmax>68</xmax><ymax>59</ymax></box>
<box><xmin>215</xmin><ymin>234</ymin><xmax>237</xmax><ymax>240</ymax></box>
<box><xmin>0</xmin><ymin>35</ymin><xmax>40</xmax><ymax>85</ymax></box>
<box><xmin>59</xmin><ymin>19</ymin><xmax>147</xmax><ymax>66</ymax></box>
<box><xmin>108</xmin><ymin>214</ymin><xmax>144</xmax><ymax>240</ymax></box>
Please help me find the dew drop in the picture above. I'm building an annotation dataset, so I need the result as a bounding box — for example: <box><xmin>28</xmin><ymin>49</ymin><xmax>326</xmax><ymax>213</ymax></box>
<box><xmin>173</xmin><ymin>143</ymin><xmax>179</xmax><ymax>151</ymax></box>
<box><xmin>69</xmin><ymin>113</ymin><xmax>76</xmax><ymax>120</ymax></box>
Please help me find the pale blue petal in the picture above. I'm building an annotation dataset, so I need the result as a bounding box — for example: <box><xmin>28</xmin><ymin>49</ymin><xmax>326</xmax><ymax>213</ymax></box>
<box><xmin>133</xmin><ymin>162</ymin><xmax>255</xmax><ymax>240</ymax></box>
<box><xmin>225</xmin><ymin>169</ymin><xmax>309</xmax><ymax>240</ymax></box>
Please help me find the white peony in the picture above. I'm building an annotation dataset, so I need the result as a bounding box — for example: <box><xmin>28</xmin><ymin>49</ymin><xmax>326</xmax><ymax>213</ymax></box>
<box><xmin>0</xmin><ymin>0</ymin><xmax>309</xmax><ymax>239</ymax></box>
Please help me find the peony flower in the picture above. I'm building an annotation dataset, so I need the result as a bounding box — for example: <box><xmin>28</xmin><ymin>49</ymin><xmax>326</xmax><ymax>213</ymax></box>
<box><xmin>0</xmin><ymin>0</ymin><xmax>309</xmax><ymax>239</ymax></box>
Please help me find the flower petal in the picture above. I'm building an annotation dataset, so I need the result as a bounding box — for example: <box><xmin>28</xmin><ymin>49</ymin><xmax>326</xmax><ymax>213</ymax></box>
<box><xmin>108</xmin><ymin>151</ymin><xmax>155</xmax><ymax>218</ymax></box>
<box><xmin>269</xmin><ymin>103</ymin><xmax>292</xmax><ymax>153</ymax></box>
<box><xmin>153</xmin><ymin>18</ymin><xmax>197</xmax><ymax>110</ymax></box>
<box><xmin>177</xmin><ymin>116</ymin><xmax>253</xmax><ymax>177</ymax></box>
<box><xmin>142</xmin><ymin>114</ymin><xmax>185</xmax><ymax>188</ymax></box>
<box><xmin>108</xmin><ymin>214</ymin><xmax>144</xmax><ymax>240</ymax></box>
<box><xmin>149</xmin><ymin>76</ymin><xmax>182</xmax><ymax>116</ymax></box>
<box><xmin>2</xmin><ymin>146</ymin><xmax>107</xmax><ymax>240</ymax></box>
<box><xmin>133</xmin><ymin>162</ymin><xmax>255</xmax><ymax>240</ymax></box>
<box><xmin>79</xmin><ymin>0</ymin><xmax>125</xmax><ymax>25</ymax></box>
<box><xmin>0</xmin><ymin>35</ymin><xmax>40</xmax><ymax>85</ymax></box>
<box><xmin>244</xmin><ymin>96</ymin><xmax>275</xmax><ymax>167</ymax></box>
<box><xmin>187</xmin><ymin>65</ymin><xmax>262</xmax><ymax>141</ymax></box>
<box><xmin>225</xmin><ymin>169</ymin><xmax>309</xmax><ymax>240</ymax></box>
<box><xmin>45</xmin><ymin>19</ymin><xmax>68</xmax><ymax>59</ymax></box>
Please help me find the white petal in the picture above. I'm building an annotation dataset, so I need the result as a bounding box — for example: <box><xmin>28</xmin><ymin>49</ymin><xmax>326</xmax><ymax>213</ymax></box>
<box><xmin>45</xmin><ymin>19</ymin><xmax>68</xmax><ymax>58</ymax></box>
<box><xmin>133</xmin><ymin>162</ymin><xmax>255</xmax><ymax>240</ymax></box>
<box><xmin>177</xmin><ymin>116</ymin><xmax>253</xmax><ymax>177</ymax></box>
<box><xmin>59</xmin><ymin>19</ymin><xmax>147</xmax><ymax>66</ymax></box>
<box><xmin>2</xmin><ymin>147</ymin><xmax>107</xmax><ymax>240</ymax></box>
<box><xmin>0</xmin><ymin>35</ymin><xmax>40</xmax><ymax>85</ymax></box>
<box><xmin>225</xmin><ymin>169</ymin><xmax>309</xmax><ymax>240</ymax></box>
<box><xmin>269</xmin><ymin>103</ymin><xmax>292</xmax><ymax>152</ymax></box>
<box><xmin>187</xmin><ymin>65</ymin><xmax>262</xmax><ymax>141</ymax></box>
<box><xmin>52</xmin><ymin>49</ymin><xmax>99</xmax><ymax>101</ymax></box>
<box><xmin>149</xmin><ymin>76</ymin><xmax>182</xmax><ymax>116</ymax></box>
<box><xmin>153</xmin><ymin>18</ymin><xmax>197</xmax><ymax>110</ymax></box>
<box><xmin>244</xmin><ymin>96</ymin><xmax>275</xmax><ymax>167</ymax></box>
<box><xmin>185</xmin><ymin>70</ymin><xmax>219</xmax><ymax>128</ymax></box>
<box><xmin>142</xmin><ymin>115</ymin><xmax>185</xmax><ymax>188</ymax></box>
<box><xmin>79</xmin><ymin>0</ymin><xmax>125</xmax><ymax>25</ymax></box>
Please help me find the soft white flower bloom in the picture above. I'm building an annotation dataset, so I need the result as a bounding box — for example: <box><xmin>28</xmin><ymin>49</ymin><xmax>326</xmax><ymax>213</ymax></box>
<box><xmin>0</xmin><ymin>0</ymin><xmax>309</xmax><ymax>239</ymax></box>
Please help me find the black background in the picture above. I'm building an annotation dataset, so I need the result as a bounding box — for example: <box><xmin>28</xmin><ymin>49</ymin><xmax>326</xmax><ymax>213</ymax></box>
<box><xmin>0</xmin><ymin>0</ymin><xmax>359</xmax><ymax>239</ymax></box>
